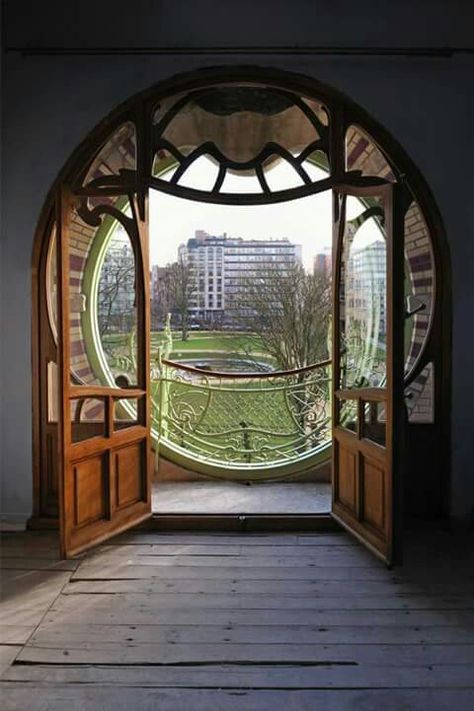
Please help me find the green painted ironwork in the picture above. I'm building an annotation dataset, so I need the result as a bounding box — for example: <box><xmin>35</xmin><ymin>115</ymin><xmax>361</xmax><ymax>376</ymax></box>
<box><xmin>155</xmin><ymin>358</ymin><xmax>332</xmax><ymax>471</ymax></box>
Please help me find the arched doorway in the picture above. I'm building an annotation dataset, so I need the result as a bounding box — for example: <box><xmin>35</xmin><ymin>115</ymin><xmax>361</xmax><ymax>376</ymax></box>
<box><xmin>31</xmin><ymin>67</ymin><xmax>450</xmax><ymax>561</ymax></box>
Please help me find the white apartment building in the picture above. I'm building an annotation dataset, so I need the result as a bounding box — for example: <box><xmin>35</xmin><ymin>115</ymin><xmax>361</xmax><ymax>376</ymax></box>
<box><xmin>178</xmin><ymin>231</ymin><xmax>302</xmax><ymax>324</ymax></box>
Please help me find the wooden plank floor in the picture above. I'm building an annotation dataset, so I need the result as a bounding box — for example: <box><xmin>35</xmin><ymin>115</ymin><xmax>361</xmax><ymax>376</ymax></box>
<box><xmin>1</xmin><ymin>527</ymin><xmax>474</xmax><ymax>710</ymax></box>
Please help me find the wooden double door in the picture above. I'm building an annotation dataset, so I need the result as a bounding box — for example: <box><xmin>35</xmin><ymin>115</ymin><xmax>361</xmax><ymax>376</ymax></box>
<box><xmin>55</xmin><ymin>180</ymin><xmax>404</xmax><ymax>563</ymax></box>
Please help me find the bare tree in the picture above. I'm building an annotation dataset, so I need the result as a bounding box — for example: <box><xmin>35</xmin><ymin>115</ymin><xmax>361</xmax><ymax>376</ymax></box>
<box><xmin>230</xmin><ymin>264</ymin><xmax>331</xmax><ymax>371</ymax></box>
<box><xmin>98</xmin><ymin>246</ymin><xmax>135</xmax><ymax>337</ymax></box>
<box><xmin>151</xmin><ymin>266</ymin><xmax>173</xmax><ymax>330</ymax></box>
<box><xmin>165</xmin><ymin>255</ymin><xmax>197</xmax><ymax>341</ymax></box>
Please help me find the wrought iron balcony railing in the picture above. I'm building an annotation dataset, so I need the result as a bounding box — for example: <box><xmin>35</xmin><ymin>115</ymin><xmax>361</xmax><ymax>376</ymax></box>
<box><xmin>153</xmin><ymin>358</ymin><xmax>332</xmax><ymax>470</ymax></box>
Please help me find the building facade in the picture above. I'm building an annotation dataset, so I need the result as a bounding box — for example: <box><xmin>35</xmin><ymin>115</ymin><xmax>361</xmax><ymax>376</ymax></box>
<box><xmin>178</xmin><ymin>230</ymin><xmax>302</xmax><ymax>325</ymax></box>
<box><xmin>313</xmin><ymin>249</ymin><xmax>332</xmax><ymax>277</ymax></box>
<box><xmin>345</xmin><ymin>239</ymin><xmax>387</xmax><ymax>339</ymax></box>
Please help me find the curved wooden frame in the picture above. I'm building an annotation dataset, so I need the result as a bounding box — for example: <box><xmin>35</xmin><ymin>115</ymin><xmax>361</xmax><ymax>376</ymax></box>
<box><xmin>30</xmin><ymin>65</ymin><xmax>452</xmax><ymax>527</ymax></box>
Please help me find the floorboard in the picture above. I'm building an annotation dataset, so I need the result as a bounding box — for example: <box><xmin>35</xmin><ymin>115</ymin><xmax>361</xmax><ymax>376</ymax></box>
<box><xmin>2</xmin><ymin>686</ymin><xmax>474</xmax><ymax>711</ymax></box>
<box><xmin>2</xmin><ymin>527</ymin><xmax>474</xmax><ymax>710</ymax></box>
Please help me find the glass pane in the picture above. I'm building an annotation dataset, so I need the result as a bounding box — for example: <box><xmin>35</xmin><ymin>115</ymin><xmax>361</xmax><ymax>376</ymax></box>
<box><xmin>114</xmin><ymin>398</ymin><xmax>139</xmax><ymax>430</ymax></box>
<box><xmin>406</xmin><ymin>362</ymin><xmax>435</xmax><ymax>424</ymax></box>
<box><xmin>263</xmin><ymin>158</ymin><xmax>307</xmax><ymax>192</ymax></box>
<box><xmin>404</xmin><ymin>201</ymin><xmax>435</xmax><ymax>374</ymax></box>
<box><xmin>82</xmin><ymin>122</ymin><xmax>136</xmax><ymax>187</ymax></box>
<box><xmin>362</xmin><ymin>400</ymin><xmax>386</xmax><ymax>447</ymax></box>
<box><xmin>339</xmin><ymin>200</ymin><xmax>387</xmax><ymax>390</ymax></box>
<box><xmin>152</xmin><ymin>84</ymin><xmax>331</xmax><ymax>194</ymax></box>
<box><xmin>63</xmin><ymin>199</ymin><xmax>139</xmax><ymax>391</ymax></box>
<box><xmin>220</xmin><ymin>168</ymin><xmax>264</xmax><ymax>194</ymax></box>
<box><xmin>67</xmin><ymin>206</ymin><xmax>102</xmax><ymax>387</ymax></box>
<box><xmin>152</xmin><ymin>148</ymin><xmax>179</xmax><ymax>180</ymax></box>
<box><xmin>338</xmin><ymin>399</ymin><xmax>358</xmax><ymax>433</ymax></box>
<box><xmin>97</xmin><ymin>223</ymin><xmax>138</xmax><ymax>387</ymax></box>
<box><xmin>71</xmin><ymin>398</ymin><xmax>106</xmax><ymax>443</ymax></box>
<box><xmin>177</xmin><ymin>155</ymin><xmax>221</xmax><ymax>191</ymax></box>
<box><xmin>345</xmin><ymin>125</ymin><xmax>395</xmax><ymax>182</ymax></box>
<box><xmin>46</xmin><ymin>225</ymin><xmax>58</xmax><ymax>340</ymax></box>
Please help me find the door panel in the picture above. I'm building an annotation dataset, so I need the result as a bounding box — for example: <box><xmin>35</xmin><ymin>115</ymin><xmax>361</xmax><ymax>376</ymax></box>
<box><xmin>335</xmin><ymin>441</ymin><xmax>357</xmax><ymax>513</ymax></box>
<box><xmin>331</xmin><ymin>183</ymin><xmax>404</xmax><ymax>565</ymax></box>
<box><xmin>57</xmin><ymin>187</ymin><xmax>152</xmax><ymax>558</ymax></box>
<box><xmin>115</xmin><ymin>441</ymin><xmax>147</xmax><ymax>509</ymax></box>
<box><xmin>73</xmin><ymin>454</ymin><xmax>108</xmax><ymax>527</ymax></box>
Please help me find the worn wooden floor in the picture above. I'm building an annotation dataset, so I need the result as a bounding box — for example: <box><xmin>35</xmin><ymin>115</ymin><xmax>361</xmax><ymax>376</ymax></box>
<box><xmin>1</xmin><ymin>527</ymin><xmax>474</xmax><ymax>710</ymax></box>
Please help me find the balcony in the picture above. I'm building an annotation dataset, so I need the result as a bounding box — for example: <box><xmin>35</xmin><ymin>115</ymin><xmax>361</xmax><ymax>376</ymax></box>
<box><xmin>152</xmin><ymin>356</ymin><xmax>332</xmax><ymax>481</ymax></box>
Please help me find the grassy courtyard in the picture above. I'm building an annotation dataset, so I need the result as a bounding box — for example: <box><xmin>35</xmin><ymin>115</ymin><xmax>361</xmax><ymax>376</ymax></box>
<box><xmin>103</xmin><ymin>330</ymin><xmax>273</xmax><ymax>367</ymax></box>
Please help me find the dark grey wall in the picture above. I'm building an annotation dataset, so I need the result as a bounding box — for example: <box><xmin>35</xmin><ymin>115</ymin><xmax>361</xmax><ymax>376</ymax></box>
<box><xmin>2</xmin><ymin>1</ymin><xmax>474</xmax><ymax>524</ymax></box>
<box><xmin>4</xmin><ymin>0</ymin><xmax>474</xmax><ymax>49</ymax></box>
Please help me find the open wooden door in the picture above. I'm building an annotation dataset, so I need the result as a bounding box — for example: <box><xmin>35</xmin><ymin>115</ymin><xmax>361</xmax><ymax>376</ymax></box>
<box><xmin>57</xmin><ymin>186</ymin><xmax>152</xmax><ymax>558</ymax></box>
<box><xmin>331</xmin><ymin>182</ymin><xmax>404</xmax><ymax>565</ymax></box>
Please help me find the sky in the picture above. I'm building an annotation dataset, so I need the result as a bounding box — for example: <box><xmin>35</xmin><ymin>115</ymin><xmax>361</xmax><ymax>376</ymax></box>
<box><xmin>148</xmin><ymin>158</ymin><xmax>380</xmax><ymax>271</ymax></box>
<box><xmin>149</xmin><ymin>159</ymin><xmax>333</xmax><ymax>272</ymax></box>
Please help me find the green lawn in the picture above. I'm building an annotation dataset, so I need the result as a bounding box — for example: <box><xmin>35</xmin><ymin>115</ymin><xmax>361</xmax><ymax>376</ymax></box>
<box><xmin>102</xmin><ymin>330</ymin><xmax>272</xmax><ymax>365</ymax></box>
<box><xmin>151</xmin><ymin>331</ymin><xmax>265</xmax><ymax>356</ymax></box>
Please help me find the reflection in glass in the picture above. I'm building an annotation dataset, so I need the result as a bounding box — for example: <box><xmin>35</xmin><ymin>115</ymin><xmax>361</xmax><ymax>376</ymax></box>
<box><xmin>345</xmin><ymin>125</ymin><xmax>395</xmax><ymax>182</ymax></box>
<box><xmin>71</xmin><ymin>398</ymin><xmax>106</xmax><ymax>443</ymax></box>
<box><xmin>46</xmin><ymin>226</ymin><xmax>58</xmax><ymax>339</ymax></box>
<box><xmin>97</xmin><ymin>227</ymin><xmax>138</xmax><ymax>386</ymax></box>
<box><xmin>339</xmin><ymin>399</ymin><xmax>358</xmax><ymax>434</ymax></box>
<box><xmin>152</xmin><ymin>84</ymin><xmax>331</xmax><ymax>196</ymax></box>
<box><xmin>403</xmin><ymin>200</ymin><xmax>434</xmax><ymax>375</ymax></box>
<box><xmin>152</xmin><ymin>148</ymin><xmax>179</xmax><ymax>180</ymax></box>
<box><xmin>114</xmin><ymin>398</ymin><xmax>139</xmax><ymax>430</ymax></box>
<box><xmin>82</xmin><ymin>122</ymin><xmax>136</xmax><ymax>187</ymax></box>
<box><xmin>159</xmin><ymin>86</ymin><xmax>326</xmax><ymax>163</ymax></box>
<box><xmin>66</xmin><ymin>206</ymin><xmax>101</xmax><ymax>386</ymax></box>
<box><xmin>405</xmin><ymin>362</ymin><xmax>435</xmax><ymax>424</ymax></box>
<box><xmin>339</xmin><ymin>205</ymin><xmax>387</xmax><ymax>390</ymax></box>
<box><xmin>362</xmin><ymin>400</ymin><xmax>386</xmax><ymax>447</ymax></box>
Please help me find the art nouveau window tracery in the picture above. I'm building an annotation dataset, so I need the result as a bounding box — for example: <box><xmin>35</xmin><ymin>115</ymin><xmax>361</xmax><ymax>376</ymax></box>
<box><xmin>40</xmin><ymin>75</ymin><xmax>441</xmax><ymax>487</ymax></box>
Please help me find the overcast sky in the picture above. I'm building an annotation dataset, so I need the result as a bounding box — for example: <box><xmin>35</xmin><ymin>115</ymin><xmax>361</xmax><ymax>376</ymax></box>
<box><xmin>148</xmin><ymin>159</ymin><xmax>379</xmax><ymax>271</ymax></box>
